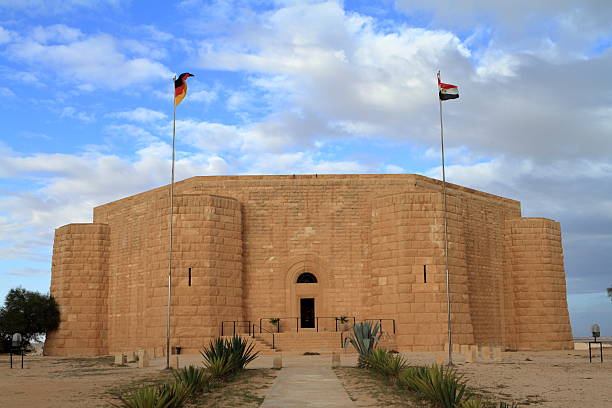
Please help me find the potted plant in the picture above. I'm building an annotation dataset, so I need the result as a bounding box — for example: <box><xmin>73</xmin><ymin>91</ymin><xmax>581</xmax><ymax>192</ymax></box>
<box><xmin>269</xmin><ymin>317</ymin><xmax>280</xmax><ymax>332</ymax></box>
<box><xmin>336</xmin><ymin>316</ymin><xmax>349</xmax><ymax>331</ymax></box>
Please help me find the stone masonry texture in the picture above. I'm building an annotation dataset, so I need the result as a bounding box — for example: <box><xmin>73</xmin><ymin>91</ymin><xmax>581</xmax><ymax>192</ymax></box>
<box><xmin>44</xmin><ymin>174</ymin><xmax>573</xmax><ymax>356</ymax></box>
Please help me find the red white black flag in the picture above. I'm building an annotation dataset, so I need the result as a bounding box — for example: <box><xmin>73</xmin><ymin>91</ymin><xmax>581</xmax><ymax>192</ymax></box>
<box><xmin>437</xmin><ymin>72</ymin><xmax>459</xmax><ymax>101</ymax></box>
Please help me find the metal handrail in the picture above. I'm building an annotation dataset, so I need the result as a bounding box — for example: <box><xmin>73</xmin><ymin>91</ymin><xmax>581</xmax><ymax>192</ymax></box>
<box><xmin>314</xmin><ymin>316</ymin><xmax>356</xmax><ymax>332</ymax></box>
<box><xmin>220</xmin><ymin>320</ymin><xmax>251</xmax><ymax>337</ymax></box>
<box><xmin>253</xmin><ymin>323</ymin><xmax>275</xmax><ymax>349</ymax></box>
<box><xmin>364</xmin><ymin>318</ymin><xmax>396</xmax><ymax>334</ymax></box>
<box><xmin>259</xmin><ymin>317</ymin><xmax>300</xmax><ymax>333</ymax></box>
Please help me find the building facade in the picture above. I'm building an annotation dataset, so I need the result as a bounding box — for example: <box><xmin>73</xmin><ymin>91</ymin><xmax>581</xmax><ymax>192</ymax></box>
<box><xmin>44</xmin><ymin>174</ymin><xmax>573</xmax><ymax>356</ymax></box>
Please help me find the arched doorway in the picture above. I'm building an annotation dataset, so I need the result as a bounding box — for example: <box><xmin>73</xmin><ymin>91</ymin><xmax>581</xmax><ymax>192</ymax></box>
<box><xmin>284</xmin><ymin>255</ymin><xmax>328</xmax><ymax>329</ymax></box>
<box><xmin>296</xmin><ymin>273</ymin><xmax>317</xmax><ymax>327</ymax></box>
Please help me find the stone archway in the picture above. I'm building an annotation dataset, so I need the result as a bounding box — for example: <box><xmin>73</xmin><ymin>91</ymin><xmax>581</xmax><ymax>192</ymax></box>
<box><xmin>283</xmin><ymin>255</ymin><xmax>329</xmax><ymax>328</ymax></box>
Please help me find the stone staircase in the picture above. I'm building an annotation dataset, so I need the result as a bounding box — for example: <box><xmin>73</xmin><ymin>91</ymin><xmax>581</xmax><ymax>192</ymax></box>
<box><xmin>251</xmin><ymin>330</ymin><xmax>397</xmax><ymax>354</ymax></box>
<box><xmin>219</xmin><ymin>323</ymin><xmax>398</xmax><ymax>355</ymax></box>
<box><xmin>220</xmin><ymin>335</ymin><xmax>280</xmax><ymax>355</ymax></box>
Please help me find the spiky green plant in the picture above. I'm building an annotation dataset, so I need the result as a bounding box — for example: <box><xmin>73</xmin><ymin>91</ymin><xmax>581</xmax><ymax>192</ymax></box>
<box><xmin>173</xmin><ymin>365</ymin><xmax>210</xmax><ymax>394</ymax></box>
<box><xmin>118</xmin><ymin>381</ymin><xmax>189</xmax><ymax>408</ymax></box>
<box><xmin>200</xmin><ymin>335</ymin><xmax>259</xmax><ymax>381</ymax></box>
<box><xmin>343</xmin><ymin>321</ymin><xmax>382</xmax><ymax>367</ymax></box>
<box><xmin>401</xmin><ymin>364</ymin><xmax>467</xmax><ymax>408</ymax></box>
<box><xmin>364</xmin><ymin>348</ymin><xmax>407</xmax><ymax>384</ymax></box>
<box><xmin>399</xmin><ymin>365</ymin><xmax>430</xmax><ymax>389</ymax></box>
<box><xmin>226</xmin><ymin>334</ymin><xmax>259</xmax><ymax>371</ymax></box>
<box><xmin>157</xmin><ymin>382</ymin><xmax>189</xmax><ymax>407</ymax></box>
<box><xmin>461</xmin><ymin>398</ymin><xmax>487</xmax><ymax>408</ymax></box>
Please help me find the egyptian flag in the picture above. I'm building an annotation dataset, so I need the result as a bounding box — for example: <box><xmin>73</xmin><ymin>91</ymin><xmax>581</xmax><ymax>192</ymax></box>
<box><xmin>174</xmin><ymin>73</ymin><xmax>194</xmax><ymax>106</ymax></box>
<box><xmin>438</xmin><ymin>72</ymin><xmax>459</xmax><ymax>101</ymax></box>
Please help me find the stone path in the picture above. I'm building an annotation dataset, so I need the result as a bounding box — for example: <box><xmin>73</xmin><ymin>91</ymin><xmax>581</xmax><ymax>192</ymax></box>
<box><xmin>260</xmin><ymin>365</ymin><xmax>356</xmax><ymax>407</ymax></box>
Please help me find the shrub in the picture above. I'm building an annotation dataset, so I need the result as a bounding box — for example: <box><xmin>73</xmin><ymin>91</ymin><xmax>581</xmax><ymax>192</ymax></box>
<box><xmin>401</xmin><ymin>364</ymin><xmax>467</xmax><ymax>408</ymax></box>
<box><xmin>364</xmin><ymin>348</ymin><xmax>407</xmax><ymax>384</ymax></box>
<box><xmin>343</xmin><ymin>321</ymin><xmax>382</xmax><ymax>367</ymax></box>
<box><xmin>200</xmin><ymin>335</ymin><xmax>259</xmax><ymax>381</ymax></box>
<box><xmin>399</xmin><ymin>365</ymin><xmax>430</xmax><ymax>389</ymax></box>
<box><xmin>461</xmin><ymin>399</ymin><xmax>487</xmax><ymax>408</ymax></box>
<box><xmin>118</xmin><ymin>381</ymin><xmax>189</xmax><ymax>408</ymax></box>
<box><xmin>173</xmin><ymin>365</ymin><xmax>210</xmax><ymax>394</ymax></box>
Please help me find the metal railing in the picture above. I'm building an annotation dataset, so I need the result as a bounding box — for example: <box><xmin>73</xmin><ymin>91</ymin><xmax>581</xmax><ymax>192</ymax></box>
<box><xmin>315</xmin><ymin>316</ymin><xmax>356</xmax><ymax>332</ymax></box>
<box><xmin>220</xmin><ymin>320</ymin><xmax>252</xmax><ymax>337</ymax></box>
<box><xmin>258</xmin><ymin>316</ymin><xmax>358</xmax><ymax>333</ymax></box>
<box><xmin>364</xmin><ymin>318</ymin><xmax>396</xmax><ymax>334</ymax></box>
<box><xmin>259</xmin><ymin>317</ymin><xmax>300</xmax><ymax>333</ymax></box>
<box><xmin>253</xmin><ymin>323</ymin><xmax>275</xmax><ymax>349</ymax></box>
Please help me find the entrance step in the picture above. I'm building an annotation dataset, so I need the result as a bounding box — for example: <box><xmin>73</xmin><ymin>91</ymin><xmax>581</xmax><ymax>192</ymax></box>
<box><xmin>254</xmin><ymin>331</ymin><xmax>351</xmax><ymax>353</ymax></box>
<box><xmin>220</xmin><ymin>335</ymin><xmax>279</xmax><ymax>355</ymax></box>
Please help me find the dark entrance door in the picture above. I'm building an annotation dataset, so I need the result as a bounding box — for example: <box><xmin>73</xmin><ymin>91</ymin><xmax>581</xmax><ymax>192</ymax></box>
<box><xmin>300</xmin><ymin>298</ymin><xmax>315</xmax><ymax>328</ymax></box>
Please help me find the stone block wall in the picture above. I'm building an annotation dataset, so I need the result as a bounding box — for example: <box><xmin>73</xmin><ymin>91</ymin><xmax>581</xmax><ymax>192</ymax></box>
<box><xmin>44</xmin><ymin>174</ymin><xmax>573</xmax><ymax>355</ymax></box>
<box><xmin>371</xmin><ymin>191</ymin><xmax>474</xmax><ymax>351</ymax></box>
<box><xmin>504</xmin><ymin>218</ymin><xmax>573</xmax><ymax>350</ymax></box>
<box><xmin>170</xmin><ymin>194</ymin><xmax>244</xmax><ymax>353</ymax></box>
<box><xmin>45</xmin><ymin>223</ymin><xmax>110</xmax><ymax>356</ymax></box>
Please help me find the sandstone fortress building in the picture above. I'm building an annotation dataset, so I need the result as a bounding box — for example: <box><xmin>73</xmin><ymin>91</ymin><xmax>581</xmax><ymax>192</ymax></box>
<box><xmin>44</xmin><ymin>174</ymin><xmax>573</xmax><ymax>356</ymax></box>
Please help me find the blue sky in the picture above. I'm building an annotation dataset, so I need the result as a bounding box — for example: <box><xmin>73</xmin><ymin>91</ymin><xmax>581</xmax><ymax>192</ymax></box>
<box><xmin>0</xmin><ymin>0</ymin><xmax>611</xmax><ymax>337</ymax></box>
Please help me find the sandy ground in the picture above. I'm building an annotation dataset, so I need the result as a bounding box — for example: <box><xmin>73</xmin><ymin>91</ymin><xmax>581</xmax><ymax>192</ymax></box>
<box><xmin>454</xmin><ymin>350</ymin><xmax>612</xmax><ymax>407</ymax></box>
<box><xmin>335</xmin><ymin>366</ymin><xmax>420</xmax><ymax>407</ymax></box>
<box><xmin>334</xmin><ymin>349</ymin><xmax>612</xmax><ymax>407</ymax></box>
<box><xmin>0</xmin><ymin>355</ymin><xmax>174</xmax><ymax>407</ymax></box>
<box><xmin>1</xmin><ymin>348</ymin><xmax>610</xmax><ymax>407</ymax></box>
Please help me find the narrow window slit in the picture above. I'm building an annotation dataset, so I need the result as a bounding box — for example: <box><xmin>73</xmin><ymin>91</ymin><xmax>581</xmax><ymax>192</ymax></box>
<box><xmin>188</xmin><ymin>268</ymin><xmax>192</xmax><ymax>286</ymax></box>
<box><xmin>423</xmin><ymin>265</ymin><xmax>427</xmax><ymax>283</ymax></box>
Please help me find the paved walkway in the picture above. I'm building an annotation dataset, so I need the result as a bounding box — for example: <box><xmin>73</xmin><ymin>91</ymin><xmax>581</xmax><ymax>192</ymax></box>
<box><xmin>260</xmin><ymin>365</ymin><xmax>355</xmax><ymax>407</ymax></box>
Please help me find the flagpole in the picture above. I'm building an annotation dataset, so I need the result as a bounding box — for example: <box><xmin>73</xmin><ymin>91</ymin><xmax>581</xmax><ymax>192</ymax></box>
<box><xmin>438</xmin><ymin>71</ymin><xmax>453</xmax><ymax>366</ymax></box>
<box><xmin>166</xmin><ymin>75</ymin><xmax>177</xmax><ymax>370</ymax></box>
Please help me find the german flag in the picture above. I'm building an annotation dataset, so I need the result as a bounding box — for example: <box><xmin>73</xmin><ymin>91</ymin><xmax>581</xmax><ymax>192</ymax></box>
<box><xmin>174</xmin><ymin>73</ymin><xmax>194</xmax><ymax>106</ymax></box>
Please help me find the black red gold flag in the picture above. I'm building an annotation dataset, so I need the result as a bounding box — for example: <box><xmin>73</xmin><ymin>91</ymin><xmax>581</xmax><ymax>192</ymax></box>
<box><xmin>174</xmin><ymin>73</ymin><xmax>194</xmax><ymax>106</ymax></box>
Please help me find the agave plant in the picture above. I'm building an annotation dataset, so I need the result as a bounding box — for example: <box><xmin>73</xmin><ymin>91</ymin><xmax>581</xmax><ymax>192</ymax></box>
<box><xmin>401</xmin><ymin>364</ymin><xmax>467</xmax><ymax>408</ymax></box>
<box><xmin>200</xmin><ymin>335</ymin><xmax>259</xmax><ymax>381</ymax></box>
<box><xmin>364</xmin><ymin>348</ymin><xmax>407</xmax><ymax>384</ymax></box>
<box><xmin>226</xmin><ymin>334</ymin><xmax>259</xmax><ymax>371</ymax></box>
<box><xmin>343</xmin><ymin>321</ymin><xmax>382</xmax><ymax>367</ymax></box>
<box><xmin>461</xmin><ymin>398</ymin><xmax>487</xmax><ymax>408</ymax></box>
<box><xmin>173</xmin><ymin>365</ymin><xmax>210</xmax><ymax>394</ymax></box>
<box><xmin>118</xmin><ymin>381</ymin><xmax>189</xmax><ymax>408</ymax></box>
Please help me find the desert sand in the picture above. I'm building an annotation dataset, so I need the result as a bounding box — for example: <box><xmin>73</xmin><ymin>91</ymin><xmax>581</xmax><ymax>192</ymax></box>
<box><xmin>1</xmin><ymin>347</ymin><xmax>611</xmax><ymax>407</ymax></box>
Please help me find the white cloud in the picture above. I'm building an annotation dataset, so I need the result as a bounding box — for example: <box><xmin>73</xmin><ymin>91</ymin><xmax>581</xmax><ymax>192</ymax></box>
<box><xmin>0</xmin><ymin>87</ymin><xmax>15</xmax><ymax>97</ymax></box>
<box><xmin>384</xmin><ymin>164</ymin><xmax>404</xmax><ymax>174</ymax></box>
<box><xmin>174</xmin><ymin>119</ymin><xmax>244</xmax><ymax>153</ymax></box>
<box><xmin>8</xmin><ymin>31</ymin><xmax>171</xmax><ymax>90</ymax></box>
<box><xmin>0</xmin><ymin>26</ymin><xmax>14</xmax><ymax>44</ymax></box>
<box><xmin>60</xmin><ymin>106</ymin><xmax>93</xmax><ymax>122</ymax></box>
<box><xmin>195</xmin><ymin>2</ymin><xmax>474</xmax><ymax>146</ymax></box>
<box><xmin>30</xmin><ymin>24</ymin><xmax>82</xmax><ymax>43</ymax></box>
<box><xmin>0</xmin><ymin>0</ymin><xmax>124</xmax><ymax>14</ymax></box>
<box><xmin>105</xmin><ymin>124</ymin><xmax>155</xmax><ymax>143</ymax></box>
<box><xmin>189</xmin><ymin>89</ymin><xmax>218</xmax><ymax>104</ymax></box>
<box><xmin>138</xmin><ymin>25</ymin><xmax>174</xmax><ymax>42</ymax></box>
<box><xmin>110</xmin><ymin>107</ymin><xmax>167</xmax><ymax>123</ymax></box>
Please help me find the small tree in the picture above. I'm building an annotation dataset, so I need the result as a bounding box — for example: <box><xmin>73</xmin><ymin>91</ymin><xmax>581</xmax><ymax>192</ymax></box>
<box><xmin>608</xmin><ymin>286</ymin><xmax>612</xmax><ymax>301</ymax></box>
<box><xmin>0</xmin><ymin>287</ymin><xmax>60</xmax><ymax>351</ymax></box>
